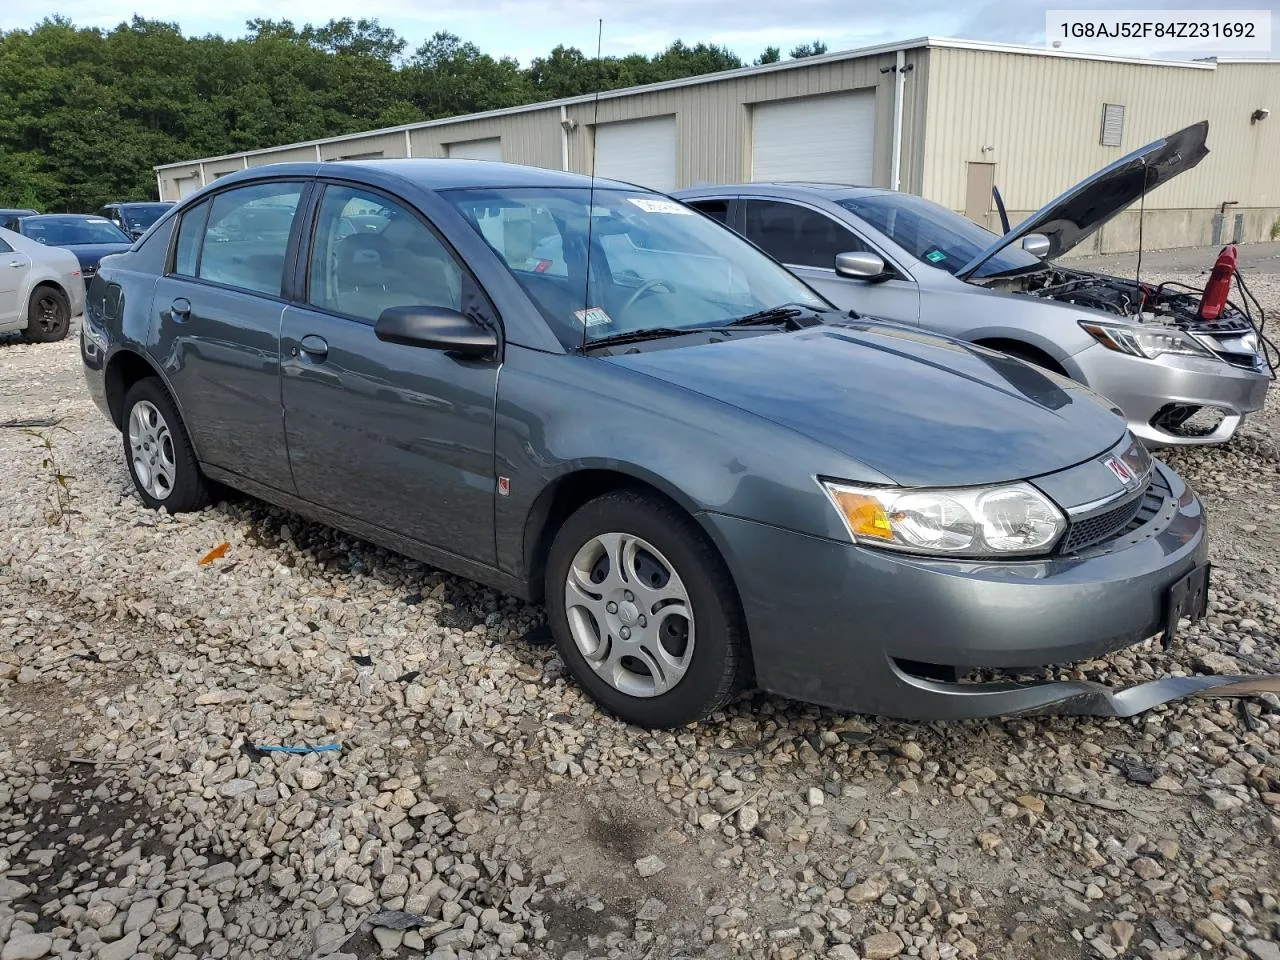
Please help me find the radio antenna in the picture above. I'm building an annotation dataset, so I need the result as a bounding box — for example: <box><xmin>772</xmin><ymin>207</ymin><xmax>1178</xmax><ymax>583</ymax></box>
<box><xmin>580</xmin><ymin>18</ymin><xmax>603</xmax><ymax>353</ymax></box>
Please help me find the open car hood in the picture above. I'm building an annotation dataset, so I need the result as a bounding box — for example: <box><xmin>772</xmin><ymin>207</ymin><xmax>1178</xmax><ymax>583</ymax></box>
<box><xmin>956</xmin><ymin>121</ymin><xmax>1209</xmax><ymax>280</ymax></box>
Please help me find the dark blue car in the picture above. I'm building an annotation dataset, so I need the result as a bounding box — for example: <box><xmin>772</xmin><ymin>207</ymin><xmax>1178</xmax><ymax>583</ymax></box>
<box><xmin>5</xmin><ymin>214</ymin><xmax>132</xmax><ymax>287</ymax></box>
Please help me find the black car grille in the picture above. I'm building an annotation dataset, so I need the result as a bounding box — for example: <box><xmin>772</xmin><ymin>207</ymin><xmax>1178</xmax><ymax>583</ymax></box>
<box><xmin>1059</xmin><ymin>470</ymin><xmax>1169</xmax><ymax>554</ymax></box>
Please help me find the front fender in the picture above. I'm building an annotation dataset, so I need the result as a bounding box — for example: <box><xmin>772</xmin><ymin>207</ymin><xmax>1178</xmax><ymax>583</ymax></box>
<box><xmin>921</xmin><ymin>283</ymin><xmax>1098</xmax><ymax>363</ymax></box>
<box><xmin>493</xmin><ymin>346</ymin><xmax>889</xmax><ymax>581</ymax></box>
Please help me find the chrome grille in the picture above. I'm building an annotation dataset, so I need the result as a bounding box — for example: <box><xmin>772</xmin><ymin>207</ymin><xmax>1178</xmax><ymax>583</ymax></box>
<box><xmin>1059</xmin><ymin>471</ymin><xmax>1170</xmax><ymax>554</ymax></box>
<box><xmin>1060</xmin><ymin>492</ymin><xmax>1145</xmax><ymax>553</ymax></box>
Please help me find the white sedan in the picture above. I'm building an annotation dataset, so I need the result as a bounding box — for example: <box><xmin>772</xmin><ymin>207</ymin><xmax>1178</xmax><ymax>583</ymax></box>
<box><xmin>0</xmin><ymin>225</ymin><xmax>85</xmax><ymax>342</ymax></box>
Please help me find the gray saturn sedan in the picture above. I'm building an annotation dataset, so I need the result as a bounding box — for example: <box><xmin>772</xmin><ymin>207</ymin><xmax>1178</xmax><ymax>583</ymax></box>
<box><xmin>676</xmin><ymin>122</ymin><xmax>1271</xmax><ymax>448</ymax></box>
<box><xmin>83</xmin><ymin>160</ymin><xmax>1217</xmax><ymax>728</ymax></box>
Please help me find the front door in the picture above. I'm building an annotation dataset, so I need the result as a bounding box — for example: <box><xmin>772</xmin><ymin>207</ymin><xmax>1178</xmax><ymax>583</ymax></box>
<box><xmin>739</xmin><ymin>198</ymin><xmax>921</xmax><ymax>323</ymax></box>
<box><xmin>964</xmin><ymin>162</ymin><xmax>996</xmax><ymax>228</ymax></box>
<box><xmin>153</xmin><ymin>179</ymin><xmax>305</xmax><ymax>494</ymax></box>
<box><xmin>280</xmin><ymin>182</ymin><xmax>500</xmax><ymax>564</ymax></box>
<box><xmin>0</xmin><ymin>236</ymin><xmax>28</xmax><ymax>327</ymax></box>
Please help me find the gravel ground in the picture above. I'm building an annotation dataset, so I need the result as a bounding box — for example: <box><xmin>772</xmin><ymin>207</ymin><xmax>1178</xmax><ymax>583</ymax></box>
<box><xmin>2</xmin><ymin>268</ymin><xmax>1280</xmax><ymax>960</ymax></box>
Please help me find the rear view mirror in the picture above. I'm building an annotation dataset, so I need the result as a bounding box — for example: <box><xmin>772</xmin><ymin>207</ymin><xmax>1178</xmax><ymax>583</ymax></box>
<box><xmin>375</xmin><ymin>305</ymin><xmax>497</xmax><ymax>358</ymax></box>
<box><xmin>834</xmin><ymin>251</ymin><xmax>888</xmax><ymax>282</ymax></box>
<box><xmin>1021</xmin><ymin>233</ymin><xmax>1051</xmax><ymax>259</ymax></box>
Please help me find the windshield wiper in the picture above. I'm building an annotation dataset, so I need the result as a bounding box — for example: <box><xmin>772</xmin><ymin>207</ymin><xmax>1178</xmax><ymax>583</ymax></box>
<box><xmin>725</xmin><ymin>305</ymin><xmax>806</xmax><ymax>326</ymax></box>
<box><xmin>582</xmin><ymin>326</ymin><xmax>730</xmax><ymax>351</ymax></box>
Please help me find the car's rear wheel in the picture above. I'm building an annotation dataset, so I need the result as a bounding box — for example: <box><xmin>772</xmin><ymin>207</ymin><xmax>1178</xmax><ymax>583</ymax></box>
<box><xmin>22</xmin><ymin>286</ymin><xmax>71</xmax><ymax>343</ymax></box>
<box><xmin>545</xmin><ymin>489</ymin><xmax>747</xmax><ymax>728</ymax></box>
<box><xmin>122</xmin><ymin>378</ymin><xmax>211</xmax><ymax>513</ymax></box>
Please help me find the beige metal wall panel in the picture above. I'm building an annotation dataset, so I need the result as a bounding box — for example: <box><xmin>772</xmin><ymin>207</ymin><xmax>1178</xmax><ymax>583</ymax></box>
<box><xmin>410</xmin><ymin>109</ymin><xmax>561</xmax><ymax>167</ymax></box>
<box><xmin>923</xmin><ymin>49</ymin><xmax>1280</xmax><ymax>216</ymax></box>
<box><xmin>246</xmin><ymin>145</ymin><xmax>323</xmax><ymax>165</ymax></box>
<box><xmin>319</xmin><ymin>131</ymin><xmax>409</xmax><ymax>161</ymax></box>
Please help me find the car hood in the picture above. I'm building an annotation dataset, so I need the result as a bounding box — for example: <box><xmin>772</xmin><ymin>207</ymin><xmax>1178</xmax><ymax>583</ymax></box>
<box><xmin>62</xmin><ymin>243</ymin><xmax>133</xmax><ymax>267</ymax></box>
<box><xmin>608</xmin><ymin>322</ymin><xmax>1126</xmax><ymax>487</ymax></box>
<box><xmin>957</xmin><ymin>121</ymin><xmax>1209</xmax><ymax>280</ymax></box>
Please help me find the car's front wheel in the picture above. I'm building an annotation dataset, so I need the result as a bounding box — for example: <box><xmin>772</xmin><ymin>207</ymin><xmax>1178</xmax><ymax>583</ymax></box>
<box><xmin>122</xmin><ymin>378</ymin><xmax>211</xmax><ymax>513</ymax></box>
<box><xmin>22</xmin><ymin>286</ymin><xmax>71</xmax><ymax>343</ymax></box>
<box><xmin>545</xmin><ymin>489</ymin><xmax>748</xmax><ymax>728</ymax></box>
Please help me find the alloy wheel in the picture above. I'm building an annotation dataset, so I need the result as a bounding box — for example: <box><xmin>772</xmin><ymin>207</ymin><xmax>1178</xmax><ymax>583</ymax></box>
<box><xmin>127</xmin><ymin>400</ymin><xmax>177</xmax><ymax>501</ymax></box>
<box><xmin>563</xmin><ymin>532</ymin><xmax>695</xmax><ymax>698</ymax></box>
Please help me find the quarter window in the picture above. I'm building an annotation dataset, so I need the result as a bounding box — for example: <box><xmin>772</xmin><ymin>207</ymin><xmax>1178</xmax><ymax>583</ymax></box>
<box><xmin>687</xmin><ymin>199</ymin><xmax>730</xmax><ymax>225</ymax></box>
<box><xmin>308</xmin><ymin>185</ymin><xmax>464</xmax><ymax>322</ymax></box>
<box><xmin>0</xmin><ymin>237</ymin><xmax>11</xmax><ymax>254</ymax></box>
<box><xmin>197</xmin><ymin>182</ymin><xmax>302</xmax><ymax>296</ymax></box>
<box><xmin>172</xmin><ymin>200</ymin><xmax>209</xmax><ymax>277</ymax></box>
<box><xmin>741</xmin><ymin>199</ymin><xmax>867</xmax><ymax>269</ymax></box>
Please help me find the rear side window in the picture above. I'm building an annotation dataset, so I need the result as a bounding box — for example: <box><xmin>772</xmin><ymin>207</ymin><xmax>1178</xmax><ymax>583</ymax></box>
<box><xmin>198</xmin><ymin>182</ymin><xmax>303</xmax><ymax>296</ymax></box>
<box><xmin>172</xmin><ymin>201</ymin><xmax>209</xmax><ymax>277</ymax></box>
<box><xmin>741</xmin><ymin>199</ymin><xmax>868</xmax><ymax>268</ymax></box>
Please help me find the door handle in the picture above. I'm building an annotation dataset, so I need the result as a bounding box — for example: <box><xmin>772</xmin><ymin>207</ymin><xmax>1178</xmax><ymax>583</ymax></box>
<box><xmin>298</xmin><ymin>334</ymin><xmax>329</xmax><ymax>359</ymax></box>
<box><xmin>7</xmin><ymin>260</ymin><xmax>23</xmax><ymax>268</ymax></box>
<box><xmin>171</xmin><ymin>298</ymin><xmax>191</xmax><ymax>317</ymax></box>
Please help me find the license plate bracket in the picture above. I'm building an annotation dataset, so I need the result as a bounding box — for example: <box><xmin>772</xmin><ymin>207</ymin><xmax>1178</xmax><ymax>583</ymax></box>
<box><xmin>1162</xmin><ymin>563</ymin><xmax>1210</xmax><ymax>650</ymax></box>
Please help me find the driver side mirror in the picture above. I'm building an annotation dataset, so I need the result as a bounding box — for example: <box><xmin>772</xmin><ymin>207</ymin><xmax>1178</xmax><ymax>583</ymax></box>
<box><xmin>834</xmin><ymin>251</ymin><xmax>889</xmax><ymax>282</ymax></box>
<box><xmin>1021</xmin><ymin>233</ymin><xmax>1051</xmax><ymax>259</ymax></box>
<box><xmin>375</xmin><ymin>305</ymin><xmax>497</xmax><ymax>358</ymax></box>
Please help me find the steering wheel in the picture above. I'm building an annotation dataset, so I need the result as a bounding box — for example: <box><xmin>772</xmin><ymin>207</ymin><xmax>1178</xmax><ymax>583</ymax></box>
<box><xmin>618</xmin><ymin>279</ymin><xmax>674</xmax><ymax>321</ymax></box>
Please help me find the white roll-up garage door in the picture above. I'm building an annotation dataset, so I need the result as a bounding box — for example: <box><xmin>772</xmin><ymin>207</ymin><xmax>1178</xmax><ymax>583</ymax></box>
<box><xmin>176</xmin><ymin>176</ymin><xmax>200</xmax><ymax>200</ymax></box>
<box><xmin>751</xmin><ymin>90</ymin><xmax>875</xmax><ymax>185</ymax></box>
<box><xmin>593</xmin><ymin>116</ymin><xmax>677</xmax><ymax>192</ymax></box>
<box><xmin>447</xmin><ymin>138</ymin><xmax>503</xmax><ymax>161</ymax></box>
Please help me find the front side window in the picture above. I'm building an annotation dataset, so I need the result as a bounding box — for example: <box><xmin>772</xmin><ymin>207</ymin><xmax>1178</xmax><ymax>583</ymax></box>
<box><xmin>741</xmin><ymin>199</ymin><xmax>867</xmax><ymax>269</ymax></box>
<box><xmin>308</xmin><ymin>185</ymin><xmax>463</xmax><ymax>322</ymax></box>
<box><xmin>837</xmin><ymin>193</ymin><xmax>1040</xmax><ymax>278</ymax></box>
<box><xmin>198</xmin><ymin>182</ymin><xmax>302</xmax><ymax>296</ymax></box>
<box><xmin>444</xmin><ymin>187</ymin><xmax>827</xmax><ymax>349</ymax></box>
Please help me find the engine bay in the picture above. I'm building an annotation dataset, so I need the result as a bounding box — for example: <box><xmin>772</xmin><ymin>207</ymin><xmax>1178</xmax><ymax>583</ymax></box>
<box><xmin>991</xmin><ymin>266</ymin><xmax>1254</xmax><ymax>334</ymax></box>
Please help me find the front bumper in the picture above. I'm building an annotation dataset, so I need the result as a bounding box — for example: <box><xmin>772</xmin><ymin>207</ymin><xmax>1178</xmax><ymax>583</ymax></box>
<box><xmin>701</xmin><ymin>461</ymin><xmax>1225</xmax><ymax>720</ymax></box>
<box><xmin>1065</xmin><ymin>342</ymin><xmax>1269</xmax><ymax>447</ymax></box>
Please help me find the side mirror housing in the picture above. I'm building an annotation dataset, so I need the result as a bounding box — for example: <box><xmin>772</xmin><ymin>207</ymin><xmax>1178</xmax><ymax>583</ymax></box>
<box><xmin>834</xmin><ymin>251</ymin><xmax>888</xmax><ymax>282</ymax></box>
<box><xmin>1021</xmin><ymin>233</ymin><xmax>1051</xmax><ymax>259</ymax></box>
<box><xmin>375</xmin><ymin>305</ymin><xmax>497</xmax><ymax>358</ymax></box>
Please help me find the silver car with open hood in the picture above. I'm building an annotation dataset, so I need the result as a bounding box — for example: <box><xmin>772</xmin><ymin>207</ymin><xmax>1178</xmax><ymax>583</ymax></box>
<box><xmin>676</xmin><ymin>121</ymin><xmax>1271</xmax><ymax>447</ymax></box>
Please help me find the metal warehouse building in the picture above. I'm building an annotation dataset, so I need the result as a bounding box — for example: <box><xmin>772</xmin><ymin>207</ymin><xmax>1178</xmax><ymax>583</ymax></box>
<box><xmin>156</xmin><ymin>37</ymin><xmax>1280</xmax><ymax>254</ymax></box>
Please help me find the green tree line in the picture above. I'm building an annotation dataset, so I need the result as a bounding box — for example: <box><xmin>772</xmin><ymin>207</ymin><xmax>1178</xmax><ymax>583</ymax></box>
<box><xmin>0</xmin><ymin>16</ymin><xmax>828</xmax><ymax>212</ymax></box>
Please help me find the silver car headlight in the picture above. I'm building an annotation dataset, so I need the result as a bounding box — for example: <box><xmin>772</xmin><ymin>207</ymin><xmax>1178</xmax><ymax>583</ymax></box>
<box><xmin>820</xmin><ymin>479</ymin><xmax>1066</xmax><ymax>558</ymax></box>
<box><xmin>1079</xmin><ymin>320</ymin><xmax>1214</xmax><ymax>360</ymax></box>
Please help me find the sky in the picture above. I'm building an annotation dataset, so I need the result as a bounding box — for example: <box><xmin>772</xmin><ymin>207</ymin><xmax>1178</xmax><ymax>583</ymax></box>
<box><xmin>2</xmin><ymin>0</ymin><xmax>1277</xmax><ymax>64</ymax></box>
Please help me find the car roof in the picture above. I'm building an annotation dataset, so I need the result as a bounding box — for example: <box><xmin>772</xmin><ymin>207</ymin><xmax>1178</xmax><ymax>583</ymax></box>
<box><xmin>678</xmin><ymin>182</ymin><xmax>894</xmax><ymax>200</ymax></box>
<box><xmin>0</xmin><ymin>208</ymin><xmax>38</xmax><ymax>216</ymax></box>
<box><xmin>206</xmin><ymin>159</ymin><xmax>648</xmax><ymax>194</ymax></box>
<box><xmin>19</xmin><ymin>213</ymin><xmax>109</xmax><ymax>222</ymax></box>
<box><xmin>104</xmin><ymin>201</ymin><xmax>172</xmax><ymax>208</ymax></box>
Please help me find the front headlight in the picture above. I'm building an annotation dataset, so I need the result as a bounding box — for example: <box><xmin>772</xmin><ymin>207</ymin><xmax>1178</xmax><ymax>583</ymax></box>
<box><xmin>820</xmin><ymin>479</ymin><xmax>1066</xmax><ymax>557</ymax></box>
<box><xmin>1079</xmin><ymin>320</ymin><xmax>1214</xmax><ymax>360</ymax></box>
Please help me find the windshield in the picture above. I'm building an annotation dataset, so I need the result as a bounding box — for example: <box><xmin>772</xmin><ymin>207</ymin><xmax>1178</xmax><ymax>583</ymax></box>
<box><xmin>442</xmin><ymin>187</ymin><xmax>828</xmax><ymax>349</ymax></box>
<box><xmin>837</xmin><ymin>194</ymin><xmax>1042</xmax><ymax>278</ymax></box>
<box><xmin>21</xmin><ymin>217</ymin><xmax>130</xmax><ymax>246</ymax></box>
<box><xmin>119</xmin><ymin>204</ymin><xmax>172</xmax><ymax>231</ymax></box>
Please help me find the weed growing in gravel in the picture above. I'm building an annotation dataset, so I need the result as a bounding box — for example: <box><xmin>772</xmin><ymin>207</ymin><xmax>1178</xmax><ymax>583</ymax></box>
<box><xmin>21</xmin><ymin>422</ymin><xmax>75</xmax><ymax>530</ymax></box>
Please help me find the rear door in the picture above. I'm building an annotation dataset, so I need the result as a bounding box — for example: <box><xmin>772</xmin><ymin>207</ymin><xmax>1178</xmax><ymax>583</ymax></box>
<box><xmin>739</xmin><ymin>198</ymin><xmax>921</xmax><ymax>323</ymax></box>
<box><xmin>151</xmin><ymin>179</ymin><xmax>306</xmax><ymax>494</ymax></box>
<box><xmin>279</xmin><ymin>181</ymin><xmax>500</xmax><ymax>564</ymax></box>
<box><xmin>0</xmin><ymin>235</ymin><xmax>29</xmax><ymax>327</ymax></box>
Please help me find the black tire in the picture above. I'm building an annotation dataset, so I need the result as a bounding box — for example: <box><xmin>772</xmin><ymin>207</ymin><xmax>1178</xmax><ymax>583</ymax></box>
<box><xmin>22</xmin><ymin>286</ymin><xmax>71</xmax><ymax>343</ymax></box>
<box><xmin>121</xmin><ymin>378</ymin><xmax>211</xmax><ymax>513</ymax></box>
<box><xmin>545</xmin><ymin>489</ymin><xmax>748</xmax><ymax>728</ymax></box>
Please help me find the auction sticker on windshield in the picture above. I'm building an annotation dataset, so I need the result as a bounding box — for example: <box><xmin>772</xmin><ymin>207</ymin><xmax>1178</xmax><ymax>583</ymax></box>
<box><xmin>627</xmin><ymin>198</ymin><xmax>693</xmax><ymax>215</ymax></box>
<box><xmin>574</xmin><ymin>307</ymin><xmax>613</xmax><ymax>327</ymax></box>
